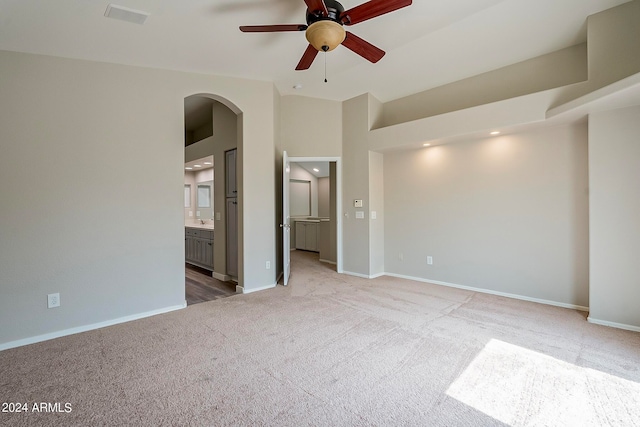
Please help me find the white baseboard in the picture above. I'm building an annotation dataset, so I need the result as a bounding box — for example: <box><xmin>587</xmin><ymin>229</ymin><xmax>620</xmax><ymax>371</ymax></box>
<box><xmin>587</xmin><ymin>317</ymin><xmax>640</xmax><ymax>332</ymax></box>
<box><xmin>0</xmin><ymin>302</ymin><xmax>187</xmax><ymax>352</ymax></box>
<box><xmin>342</xmin><ymin>270</ymin><xmax>371</xmax><ymax>279</ymax></box>
<box><xmin>319</xmin><ymin>259</ymin><xmax>337</xmax><ymax>265</ymax></box>
<box><xmin>342</xmin><ymin>270</ymin><xmax>385</xmax><ymax>279</ymax></box>
<box><xmin>212</xmin><ymin>272</ymin><xmax>231</xmax><ymax>282</ymax></box>
<box><xmin>237</xmin><ymin>283</ymin><xmax>277</xmax><ymax>294</ymax></box>
<box><xmin>383</xmin><ymin>272</ymin><xmax>590</xmax><ymax>312</ymax></box>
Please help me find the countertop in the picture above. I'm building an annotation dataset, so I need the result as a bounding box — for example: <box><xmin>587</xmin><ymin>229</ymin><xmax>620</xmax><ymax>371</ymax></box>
<box><xmin>291</xmin><ymin>217</ymin><xmax>329</xmax><ymax>223</ymax></box>
<box><xmin>185</xmin><ymin>222</ymin><xmax>215</xmax><ymax>231</ymax></box>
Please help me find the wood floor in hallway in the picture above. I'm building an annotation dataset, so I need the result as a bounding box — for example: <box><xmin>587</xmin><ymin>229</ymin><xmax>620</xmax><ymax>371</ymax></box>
<box><xmin>185</xmin><ymin>264</ymin><xmax>236</xmax><ymax>305</ymax></box>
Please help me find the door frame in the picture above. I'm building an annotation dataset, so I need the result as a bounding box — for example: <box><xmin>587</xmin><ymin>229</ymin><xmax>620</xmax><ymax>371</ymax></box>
<box><xmin>287</xmin><ymin>156</ymin><xmax>343</xmax><ymax>274</ymax></box>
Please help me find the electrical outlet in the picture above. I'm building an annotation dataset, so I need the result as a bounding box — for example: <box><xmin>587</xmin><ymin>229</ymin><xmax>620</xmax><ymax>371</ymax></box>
<box><xmin>399</xmin><ymin>252</ymin><xmax>404</xmax><ymax>261</ymax></box>
<box><xmin>196</xmin><ymin>211</ymin><xmax>201</xmax><ymax>217</ymax></box>
<box><xmin>266</xmin><ymin>261</ymin><xmax>271</xmax><ymax>269</ymax></box>
<box><xmin>371</xmin><ymin>211</ymin><xmax>377</xmax><ymax>219</ymax></box>
<box><xmin>189</xmin><ymin>211</ymin><xmax>193</xmax><ymax>217</ymax></box>
<box><xmin>427</xmin><ymin>256</ymin><xmax>433</xmax><ymax>265</ymax></box>
<box><xmin>216</xmin><ymin>212</ymin><xmax>221</xmax><ymax>221</ymax></box>
<box><xmin>47</xmin><ymin>293</ymin><xmax>60</xmax><ymax>309</ymax></box>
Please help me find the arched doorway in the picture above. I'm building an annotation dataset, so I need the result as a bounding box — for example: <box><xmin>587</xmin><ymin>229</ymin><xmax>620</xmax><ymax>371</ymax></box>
<box><xmin>183</xmin><ymin>94</ymin><xmax>242</xmax><ymax>305</ymax></box>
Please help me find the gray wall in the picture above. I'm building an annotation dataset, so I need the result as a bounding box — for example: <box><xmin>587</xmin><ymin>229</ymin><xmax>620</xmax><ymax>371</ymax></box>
<box><xmin>0</xmin><ymin>50</ymin><xmax>276</xmax><ymax>348</ymax></box>
<box><xmin>588</xmin><ymin>106</ymin><xmax>640</xmax><ymax>327</ymax></box>
<box><xmin>383</xmin><ymin>123</ymin><xmax>590</xmax><ymax>307</ymax></box>
<box><xmin>318</xmin><ymin>177</ymin><xmax>330</xmax><ymax>218</ymax></box>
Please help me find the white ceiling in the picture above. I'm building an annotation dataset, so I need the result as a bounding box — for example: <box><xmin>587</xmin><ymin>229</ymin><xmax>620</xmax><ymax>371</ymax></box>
<box><xmin>296</xmin><ymin>161</ymin><xmax>330</xmax><ymax>178</ymax></box>
<box><xmin>0</xmin><ymin>0</ymin><xmax>630</xmax><ymax>102</ymax></box>
<box><xmin>185</xmin><ymin>155</ymin><xmax>214</xmax><ymax>170</ymax></box>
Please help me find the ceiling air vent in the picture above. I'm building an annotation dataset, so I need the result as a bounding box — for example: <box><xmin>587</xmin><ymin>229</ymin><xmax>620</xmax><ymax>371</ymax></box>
<box><xmin>104</xmin><ymin>4</ymin><xmax>149</xmax><ymax>25</ymax></box>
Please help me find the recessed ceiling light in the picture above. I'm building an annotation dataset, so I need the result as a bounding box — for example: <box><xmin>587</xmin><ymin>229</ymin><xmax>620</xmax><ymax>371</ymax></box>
<box><xmin>423</xmin><ymin>143</ymin><xmax>431</xmax><ymax>147</ymax></box>
<box><xmin>185</xmin><ymin>167</ymin><xmax>193</xmax><ymax>170</ymax></box>
<box><xmin>313</xmin><ymin>168</ymin><xmax>320</xmax><ymax>172</ymax></box>
<box><xmin>194</xmin><ymin>165</ymin><xmax>202</xmax><ymax>168</ymax></box>
<box><xmin>204</xmin><ymin>162</ymin><xmax>212</xmax><ymax>165</ymax></box>
<box><xmin>490</xmin><ymin>131</ymin><xmax>501</xmax><ymax>135</ymax></box>
<box><xmin>293</xmin><ymin>84</ymin><xmax>303</xmax><ymax>90</ymax></box>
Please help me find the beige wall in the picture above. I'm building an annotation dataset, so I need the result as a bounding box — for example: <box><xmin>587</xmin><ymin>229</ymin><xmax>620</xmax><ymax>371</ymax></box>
<box><xmin>280</xmin><ymin>95</ymin><xmax>342</xmax><ymax>157</ymax></box>
<box><xmin>0</xmin><ymin>50</ymin><xmax>275</xmax><ymax>348</ymax></box>
<box><xmin>588</xmin><ymin>106</ymin><xmax>640</xmax><ymax>328</ymax></box>
<box><xmin>381</xmin><ymin>44</ymin><xmax>588</xmax><ymax>128</ymax></box>
<box><xmin>383</xmin><ymin>123</ymin><xmax>590</xmax><ymax>307</ymax></box>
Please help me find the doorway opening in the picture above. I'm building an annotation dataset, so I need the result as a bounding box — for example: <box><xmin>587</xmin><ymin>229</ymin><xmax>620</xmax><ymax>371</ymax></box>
<box><xmin>284</xmin><ymin>156</ymin><xmax>343</xmax><ymax>283</ymax></box>
<box><xmin>183</xmin><ymin>94</ymin><xmax>241</xmax><ymax>305</ymax></box>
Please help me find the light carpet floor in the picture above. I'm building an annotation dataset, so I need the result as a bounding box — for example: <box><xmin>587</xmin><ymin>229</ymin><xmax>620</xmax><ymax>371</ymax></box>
<box><xmin>1</xmin><ymin>251</ymin><xmax>639</xmax><ymax>426</ymax></box>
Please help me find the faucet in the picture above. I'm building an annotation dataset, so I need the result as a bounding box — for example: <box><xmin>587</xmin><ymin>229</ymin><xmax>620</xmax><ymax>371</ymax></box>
<box><xmin>200</xmin><ymin>219</ymin><xmax>205</xmax><ymax>225</ymax></box>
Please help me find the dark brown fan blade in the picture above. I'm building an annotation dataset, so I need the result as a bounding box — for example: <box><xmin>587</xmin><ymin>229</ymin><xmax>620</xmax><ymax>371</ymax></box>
<box><xmin>240</xmin><ymin>24</ymin><xmax>307</xmax><ymax>32</ymax></box>
<box><xmin>341</xmin><ymin>31</ymin><xmax>385</xmax><ymax>63</ymax></box>
<box><xmin>296</xmin><ymin>44</ymin><xmax>319</xmax><ymax>70</ymax></box>
<box><xmin>304</xmin><ymin>0</ymin><xmax>328</xmax><ymax>16</ymax></box>
<box><xmin>340</xmin><ymin>0</ymin><xmax>412</xmax><ymax>25</ymax></box>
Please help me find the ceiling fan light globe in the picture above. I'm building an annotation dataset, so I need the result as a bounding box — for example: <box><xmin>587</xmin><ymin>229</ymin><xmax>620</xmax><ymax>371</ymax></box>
<box><xmin>305</xmin><ymin>21</ymin><xmax>346</xmax><ymax>52</ymax></box>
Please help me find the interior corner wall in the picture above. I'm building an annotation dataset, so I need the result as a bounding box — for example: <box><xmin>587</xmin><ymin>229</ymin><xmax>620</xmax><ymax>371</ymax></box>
<box><xmin>586</xmin><ymin>0</ymin><xmax>640</xmax><ymax>92</ymax></box>
<box><xmin>184</xmin><ymin>171</ymin><xmax>197</xmax><ymax>220</ymax></box>
<box><xmin>383</xmin><ymin>122</ymin><xmax>590</xmax><ymax>307</ymax></box>
<box><xmin>588</xmin><ymin>106</ymin><xmax>640</xmax><ymax>329</ymax></box>
<box><xmin>342</xmin><ymin>94</ymin><xmax>371</xmax><ymax>276</ymax></box>
<box><xmin>329</xmin><ymin>162</ymin><xmax>337</xmax><ymax>263</ymax></box>
<box><xmin>368</xmin><ymin>151</ymin><xmax>384</xmax><ymax>277</ymax></box>
<box><xmin>318</xmin><ymin>177</ymin><xmax>330</xmax><ymax>218</ymax></box>
<box><xmin>555</xmin><ymin>0</ymin><xmax>640</xmax><ymax>107</ymax></box>
<box><xmin>0</xmin><ymin>50</ymin><xmax>276</xmax><ymax>348</ymax></box>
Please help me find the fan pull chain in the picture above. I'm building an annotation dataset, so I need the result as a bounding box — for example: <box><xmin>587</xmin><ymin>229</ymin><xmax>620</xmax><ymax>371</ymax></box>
<box><xmin>324</xmin><ymin>51</ymin><xmax>328</xmax><ymax>83</ymax></box>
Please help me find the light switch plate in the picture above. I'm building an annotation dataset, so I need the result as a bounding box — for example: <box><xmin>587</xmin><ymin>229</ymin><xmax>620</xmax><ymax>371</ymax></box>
<box><xmin>354</xmin><ymin>199</ymin><xmax>363</xmax><ymax>208</ymax></box>
<box><xmin>371</xmin><ymin>211</ymin><xmax>377</xmax><ymax>219</ymax></box>
<box><xmin>216</xmin><ymin>212</ymin><xmax>221</xmax><ymax>221</ymax></box>
<box><xmin>196</xmin><ymin>211</ymin><xmax>201</xmax><ymax>217</ymax></box>
<box><xmin>356</xmin><ymin>211</ymin><xmax>365</xmax><ymax>219</ymax></box>
<box><xmin>189</xmin><ymin>211</ymin><xmax>193</xmax><ymax>217</ymax></box>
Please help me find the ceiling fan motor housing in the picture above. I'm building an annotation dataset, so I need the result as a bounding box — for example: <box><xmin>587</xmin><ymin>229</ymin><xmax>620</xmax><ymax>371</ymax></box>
<box><xmin>305</xmin><ymin>0</ymin><xmax>346</xmax><ymax>52</ymax></box>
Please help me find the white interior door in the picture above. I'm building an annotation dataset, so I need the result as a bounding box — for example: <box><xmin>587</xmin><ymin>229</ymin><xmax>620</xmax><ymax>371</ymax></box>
<box><xmin>282</xmin><ymin>151</ymin><xmax>291</xmax><ymax>286</ymax></box>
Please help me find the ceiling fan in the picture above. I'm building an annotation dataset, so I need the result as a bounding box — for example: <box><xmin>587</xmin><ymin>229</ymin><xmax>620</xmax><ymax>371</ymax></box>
<box><xmin>239</xmin><ymin>0</ymin><xmax>412</xmax><ymax>70</ymax></box>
